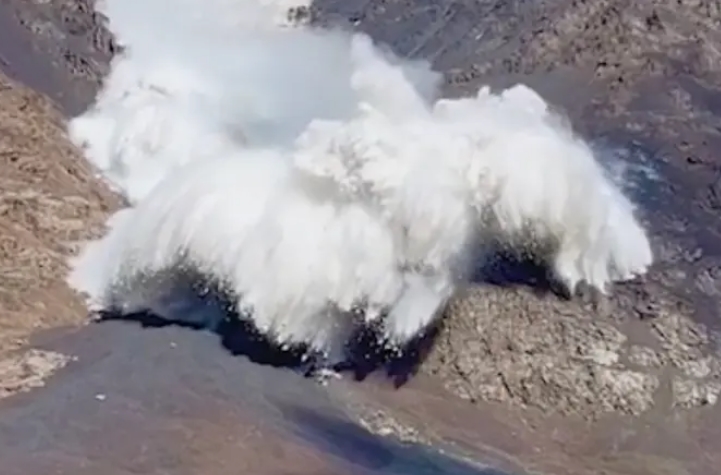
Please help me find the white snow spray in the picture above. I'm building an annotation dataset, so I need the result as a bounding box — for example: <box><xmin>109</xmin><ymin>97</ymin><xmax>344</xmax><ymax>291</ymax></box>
<box><xmin>67</xmin><ymin>0</ymin><xmax>652</xmax><ymax>366</ymax></box>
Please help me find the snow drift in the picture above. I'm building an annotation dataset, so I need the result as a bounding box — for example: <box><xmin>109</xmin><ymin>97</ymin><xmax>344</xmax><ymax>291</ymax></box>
<box><xmin>67</xmin><ymin>0</ymin><xmax>653</xmax><ymax>366</ymax></box>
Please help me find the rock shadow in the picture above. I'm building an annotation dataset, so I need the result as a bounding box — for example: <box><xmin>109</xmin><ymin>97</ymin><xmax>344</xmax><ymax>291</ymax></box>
<box><xmin>471</xmin><ymin>247</ymin><xmax>567</xmax><ymax>299</ymax></box>
<box><xmin>96</xmin><ymin>279</ymin><xmax>438</xmax><ymax>388</ymax></box>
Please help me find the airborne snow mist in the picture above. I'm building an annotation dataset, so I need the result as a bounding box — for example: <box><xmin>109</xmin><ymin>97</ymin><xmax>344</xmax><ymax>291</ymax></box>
<box><xmin>67</xmin><ymin>0</ymin><xmax>652</xmax><ymax>365</ymax></box>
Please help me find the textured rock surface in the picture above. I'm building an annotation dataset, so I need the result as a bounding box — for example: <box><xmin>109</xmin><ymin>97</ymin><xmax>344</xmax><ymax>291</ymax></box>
<box><xmin>424</xmin><ymin>284</ymin><xmax>720</xmax><ymax>417</ymax></box>
<box><xmin>0</xmin><ymin>71</ymin><xmax>119</xmax><ymax>360</ymax></box>
<box><xmin>309</xmin><ymin>0</ymin><xmax>721</xmax><ymax>419</ymax></box>
<box><xmin>1</xmin><ymin>0</ymin><xmax>117</xmax><ymax>114</ymax></box>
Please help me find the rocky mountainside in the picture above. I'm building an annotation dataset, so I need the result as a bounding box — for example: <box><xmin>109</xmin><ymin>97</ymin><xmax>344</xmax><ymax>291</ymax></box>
<box><xmin>0</xmin><ymin>0</ymin><xmax>719</xmax><ymax>474</ymax></box>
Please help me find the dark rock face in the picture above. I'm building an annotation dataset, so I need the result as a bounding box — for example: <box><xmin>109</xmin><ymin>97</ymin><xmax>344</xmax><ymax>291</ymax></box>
<box><xmin>0</xmin><ymin>0</ymin><xmax>117</xmax><ymax>115</ymax></box>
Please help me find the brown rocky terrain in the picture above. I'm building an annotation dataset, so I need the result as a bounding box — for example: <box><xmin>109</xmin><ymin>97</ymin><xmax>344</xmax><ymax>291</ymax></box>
<box><xmin>0</xmin><ymin>69</ymin><xmax>119</xmax><ymax>398</ymax></box>
<box><xmin>0</xmin><ymin>0</ymin><xmax>119</xmax><ymax>399</ymax></box>
<box><xmin>0</xmin><ymin>0</ymin><xmax>720</xmax><ymax>474</ymax></box>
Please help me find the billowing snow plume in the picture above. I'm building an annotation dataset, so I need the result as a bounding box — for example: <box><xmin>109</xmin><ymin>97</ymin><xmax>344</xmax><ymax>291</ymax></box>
<box><xmin>67</xmin><ymin>0</ymin><xmax>652</xmax><ymax>366</ymax></box>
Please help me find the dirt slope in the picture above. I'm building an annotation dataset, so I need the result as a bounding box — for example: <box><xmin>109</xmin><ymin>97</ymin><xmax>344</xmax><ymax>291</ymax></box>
<box><xmin>0</xmin><ymin>71</ymin><xmax>120</xmax><ymax>395</ymax></box>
